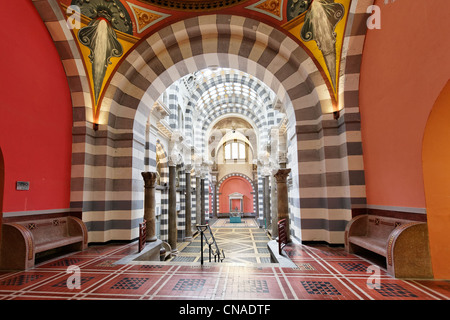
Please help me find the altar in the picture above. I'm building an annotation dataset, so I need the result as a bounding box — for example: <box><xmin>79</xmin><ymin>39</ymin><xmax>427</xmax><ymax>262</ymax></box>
<box><xmin>229</xmin><ymin>210</ymin><xmax>242</xmax><ymax>223</ymax></box>
<box><xmin>229</xmin><ymin>192</ymin><xmax>243</xmax><ymax>223</ymax></box>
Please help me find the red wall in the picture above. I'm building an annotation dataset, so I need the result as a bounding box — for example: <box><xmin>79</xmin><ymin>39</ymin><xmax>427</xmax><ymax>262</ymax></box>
<box><xmin>359</xmin><ymin>0</ymin><xmax>450</xmax><ymax>209</ymax></box>
<box><xmin>0</xmin><ymin>0</ymin><xmax>72</xmax><ymax>213</ymax></box>
<box><xmin>219</xmin><ymin>177</ymin><xmax>253</xmax><ymax>213</ymax></box>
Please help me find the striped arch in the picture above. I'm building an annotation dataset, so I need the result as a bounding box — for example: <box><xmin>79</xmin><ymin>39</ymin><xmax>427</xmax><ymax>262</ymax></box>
<box><xmin>98</xmin><ymin>14</ymin><xmax>363</xmax><ymax>244</ymax></box>
<box><xmin>191</xmin><ymin>71</ymin><xmax>275</xmax><ymax>112</ymax></box>
<box><xmin>33</xmin><ymin>1</ymin><xmax>373</xmax><ymax>243</ymax></box>
<box><xmin>196</xmin><ymin>100</ymin><xmax>269</xmax><ymax>155</ymax></box>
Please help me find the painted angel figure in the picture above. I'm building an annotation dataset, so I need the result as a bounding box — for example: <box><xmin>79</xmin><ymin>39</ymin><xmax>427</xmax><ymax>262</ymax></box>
<box><xmin>300</xmin><ymin>0</ymin><xmax>345</xmax><ymax>91</ymax></box>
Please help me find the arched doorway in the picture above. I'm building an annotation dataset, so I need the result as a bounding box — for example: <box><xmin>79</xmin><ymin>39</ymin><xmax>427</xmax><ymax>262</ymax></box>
<box><xmin>218</xmin><ymin>175</ymin><xmax>254</xmax><ymax>216</ymax></box>
<box><xmin>422</xmin><ymin>80</ymin><xmax>450</xmax><ymax>279</ymax></box>
<box><xmin>34</xmin><ymin>10</ymin><xmax>367</xmax><ymax>245</ymax></box>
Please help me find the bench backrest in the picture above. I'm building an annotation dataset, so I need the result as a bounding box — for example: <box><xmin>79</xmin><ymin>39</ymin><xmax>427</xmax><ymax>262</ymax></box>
<box><xmin>14</xmin><ymin>217</ymin><xmax>71</xmax><ymax>244</ymax></box>
<box><xmin>366</xmin><ymin>215</ymin><xmax>412</xmax><ymax>239</ymax></box>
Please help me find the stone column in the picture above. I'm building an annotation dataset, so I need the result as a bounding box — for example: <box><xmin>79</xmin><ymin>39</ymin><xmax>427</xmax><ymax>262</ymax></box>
<box><xmin>253</xmin><ymin>176</ymin><xmax>259</xmax><ymax>219</ymax></box>
<box><xmin>271</xmin><ymin>175</ymin><xmax>278</xmax><ymax>239</ymax></box>
<box><xmin>263</xmin><ymin>175</ymin><xmax>270</xmax><ymax>229</ymax></box>
<box><xmin>185</xmin><ymin>170</ymin><xmax>192</xmax><ymax>241</ymax></box>
<box><xmin>141</xmin><ymin>172</ymin><xmax>158</xmax><ymax>242</ymax></box>
<box><xmin>212</xmin><ymin>183</ymin><xmax>218</xmax><ymax>218</ymax></box>
<box><xmin>201</xmin><ymin>178</ymin><xmax>206</xmax><ymax>225</ymax></box>
<box><xmin>196</xmin><ymin>175</ymin><xmax>201</xmax><ymax>225</ymax></box>
<box><xmin>275</xmin><ymin>168</ymin><xmax>291</xmax><ymax>242</ymax></box>
<box><xmin>168</xmin><ymin>164</ymin><xmax>177</xmax><ymax>252</ymax></box>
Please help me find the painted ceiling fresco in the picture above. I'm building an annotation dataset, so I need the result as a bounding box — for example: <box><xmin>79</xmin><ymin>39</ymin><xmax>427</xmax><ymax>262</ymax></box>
<box><xmin>60</xmin><ymin>0</ymin><xmax>352</xmax><ymax>122</ymax></box>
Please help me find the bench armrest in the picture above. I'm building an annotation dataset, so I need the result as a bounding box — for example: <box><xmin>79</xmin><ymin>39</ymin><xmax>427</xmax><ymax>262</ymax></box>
<box><xmin>345</xmin><ymin>215</ymin><xmax>367</xmax><ymax>247</ymax></box>
<box><xmin>67</xmin><ymin>216</ymin><xmax>88</xmax><ymax>249</ymax></box>
<box><xmin>387</xmin><ymin>222</ymin><xmax>433</xmax><ymax>278</ymax></box>
<box><xmin>0</xmin><ymin>223</ymin><xmax>35</xmax><ymax>270</ymax></box>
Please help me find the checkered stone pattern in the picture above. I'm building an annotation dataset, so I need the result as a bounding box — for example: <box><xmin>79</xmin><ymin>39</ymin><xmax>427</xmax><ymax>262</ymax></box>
<box><xmin>0</xmin><ymin>275</ymin><xmax>44</xmax><ymax>287</ymax></box>
<box><xmin>172</xmin><ymin>279</ymin><xmax>206</xmax><ymax>291</ymax></box>
<box><xmin>49</xmin><ymin>258</ymin><xmax>82</xmax><ymax>267</ymax></box>
<box><xmin>181</xmin><ymin>246</ymin><xmax>202</xmax><ymax>253</ymax></box>
<box><xmin>52</xmin><ymin>276</ymin><xmax>95</xmax><ymax>288</ymax></box>
<box><xmin>338</xmin><ymin>262</ymin><xmax>368</xmax><ymax>272</ymax></box>
<box><xmin>300</xmin><ymin>281</ymin><xmax>342</xmax><ymax>296</ymax></box>
<box><xmin>238</xmin><ymin>280</ymin><xmax>269</xmax><ymax>293</ymax></box>
<box><xmin>294</xmin><ymin>263</ymin><xmax>315</xmax><ymax>271</ymax></box>
<box><xmin>171</xmin><ymin>256</ymin><xmax>197</xmax><ymax>262</ymax></box>
<box><xmin>138</xmin><ymin>265</ymin><xmax>164</xmax><ymax>269</ymax></box>
<box><xmin>110</xmin><ymin>277</ymin><xmax>149</xmax><ymax>290</ymax></box>
<box><xmin>375</xmin><ymin>283</ymin><xmax>418</xmax><ymax>298</ymax></box>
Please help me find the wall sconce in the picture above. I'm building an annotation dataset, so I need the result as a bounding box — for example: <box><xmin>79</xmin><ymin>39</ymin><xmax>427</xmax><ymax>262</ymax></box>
<box><xmin>333</xmin><ymin>111</ymin><xmax>340</xmax><ymax>120</ymax></box>
<box><xmin>93</xmin><ymin>123</ymin><xmax>99</xmax><ymax>131</ymax></box>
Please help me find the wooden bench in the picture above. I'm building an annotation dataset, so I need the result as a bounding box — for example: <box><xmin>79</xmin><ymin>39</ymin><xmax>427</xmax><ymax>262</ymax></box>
<box><xmin>0</xmin><ymin>216</ymin><xmax>88</xmax><ymax>270</ymax></box>
<box><xmin>345</xmin><ymin>214</ymin><xmax>433</xmax><ymax>278</ymax></box>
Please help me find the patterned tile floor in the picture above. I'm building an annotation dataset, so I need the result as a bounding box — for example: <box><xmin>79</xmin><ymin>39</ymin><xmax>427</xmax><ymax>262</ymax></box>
<box><xmin>170</xmin><ymin>219</ymin><xmax>273</xmax><ymax>265</ymax></box>
<box><xmin>0</xmin><ymin>220</ymin><xmax>448</xmax><ymax>302</ymax></box>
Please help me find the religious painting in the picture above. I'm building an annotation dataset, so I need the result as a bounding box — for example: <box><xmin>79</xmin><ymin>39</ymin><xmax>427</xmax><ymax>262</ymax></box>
<box><xmin>283</xmin><ymin>0</ymin><xmax>351</xmax><ymax>106</ymax></box>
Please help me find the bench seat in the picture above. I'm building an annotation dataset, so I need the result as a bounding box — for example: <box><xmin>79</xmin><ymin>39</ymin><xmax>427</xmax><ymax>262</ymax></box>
<box><xmin>347</xmin><ymin>236</ymin><xmax>387</xmax><ymax>257</ymax></box>
<box><xmin>35</xmin><ymin>235</ymin><xmax>85</xmax><ymax>254</ymax></box>
<box><xmin>345</xmin><ymin>214</ymin><xmax>433</xmax><ymax>278</ymax></box>
<box><xmin>0</xmin><ymin>216</ymin><xmax>88</xmax><ymax>270</ymax></box>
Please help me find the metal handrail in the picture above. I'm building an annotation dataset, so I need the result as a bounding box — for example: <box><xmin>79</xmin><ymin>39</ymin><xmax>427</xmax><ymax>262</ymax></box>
<box><xmin>196</xmin><ymin>224</ymin><xmax>225</xmax><ymax>265</ymax></box>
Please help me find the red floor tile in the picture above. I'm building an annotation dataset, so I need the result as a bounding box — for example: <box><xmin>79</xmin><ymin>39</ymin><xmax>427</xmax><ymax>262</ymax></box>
<box><xmin>283</xmin><ymin>275</ymin><xmax>363</xmax><ymax>300</ymax></box>
<box><xmin>346</xmin><ymin>278</ymin><xmax>441</xmax><ymax>300</ymax></box>
<box><xmin>0</xmin><ymin>237</ymin><xmax>448</xmax><ymax>301</ymax></box>
<box><xmin>0</xmin><ymin>271</ymin><xmax>60</xmax><ymax>292</ymax></box>
<box><xmin>152</xmin><ymin>274</ymin><xmax>224</xmax><ymax>299</ymax></box>
<box><xmin>88</xmin><ymin>272</ymin><xmax>165</xmax><ymax>298</ymax></box>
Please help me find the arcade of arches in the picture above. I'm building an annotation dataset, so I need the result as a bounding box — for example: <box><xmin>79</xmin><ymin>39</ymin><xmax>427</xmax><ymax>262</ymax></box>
<box><xmin>0</xmin><ymin>0</ymin><xmax>450</xmax><ymax>295</ymax></box>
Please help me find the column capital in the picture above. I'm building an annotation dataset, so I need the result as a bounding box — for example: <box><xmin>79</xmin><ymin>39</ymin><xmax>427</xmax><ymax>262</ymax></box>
<box><xmin>142</xmin><ymin>172</ymin><xmax>158</xmax><ymax>188</ymax></box>
<box><xmin>274</xmin><ymin>168</ymin><xmax>291</xmax><ymax>183</ymax></box>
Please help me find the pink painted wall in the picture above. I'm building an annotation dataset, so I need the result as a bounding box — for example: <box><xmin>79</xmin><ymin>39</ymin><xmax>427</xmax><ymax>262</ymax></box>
<box><xmin>359</xmin><ymin>0</ymin><xmax>450</xmax><ymax>209</ymax></box>
<box><xmin>219</xmin><ymin>177</ymin><xmax>253</xmax><ymax>213</ymax></box>
<box><xmin>0</xmin><ymin>1</ymin><xmax>72</xmax><ymax>213</ymax></box>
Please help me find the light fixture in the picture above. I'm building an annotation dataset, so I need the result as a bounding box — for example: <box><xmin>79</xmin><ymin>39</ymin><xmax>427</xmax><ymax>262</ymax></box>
<box><xmin>333</xmin><ymin>111</ymin><xmax>340</xmax><ymax>120</ymax></box>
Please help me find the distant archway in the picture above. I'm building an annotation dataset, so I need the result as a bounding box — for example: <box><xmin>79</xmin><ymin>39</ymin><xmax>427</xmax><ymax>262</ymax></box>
<box><xmin>218</xmin><ymin>175</ymin><xmax>254</xmax><ymax>215</ymax></box>
<box><xmin>422</xmin><ymin>80</ymin><xmax>450</xmax><ymax>279</ymax></box>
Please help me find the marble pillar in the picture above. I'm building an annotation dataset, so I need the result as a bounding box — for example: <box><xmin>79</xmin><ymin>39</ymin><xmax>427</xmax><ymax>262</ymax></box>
<box><xmin>212</xmin><ymin>183</ymin><xmax>217</xmax><ymax>218</ymax></box>
<box><xmin>196</xmin><ymin>176</ymin><xmax>201</xmax><ymax>225</ymax></box>
<box><xmin>275</xmin><ymin>168</ymin><xmax>291</xmax><ymax>242</ymax></box>
<box><xmin>185</xmin><ymin>171</ymin><xmax>192</xmax><ymax>240</ymax></box>
<box><xmin>263</xmin><ymin>176</ymin><xmax>270</xmax><ymax>229</ymax></box>
<box><xmin>201</xmin><ymin>178</ymin><xmax>206</xmax><ymax>225</ymax></box>
<box><xmin>168</xmin><ymin>165</ymin><xmax>177</xmax><ymax>252</ymax></box>
<box><xmin>141</xmin><ymin>172</ymin><xmax>158</xmax><ymax>242</ymax></box>
<box><xmin>271</xmin><ymin>175</ymin><xmax>278</xmax><ymax>239</ymax></box>
<box><xmin>253</xmin><ymin>178</ymin><xmax>259</xmax><ymax>219</ymax></box>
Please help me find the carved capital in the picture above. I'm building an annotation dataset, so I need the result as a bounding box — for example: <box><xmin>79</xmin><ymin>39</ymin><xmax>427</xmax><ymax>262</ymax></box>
<box><xmin>274</xmin><ymin>168</ymin><xmax>291</xmax><ymax>183</ymax></box>
<box><xmin>141</xmin><ymin>172</ymin><xmax>158</xmax><ymax>188</ymax></box>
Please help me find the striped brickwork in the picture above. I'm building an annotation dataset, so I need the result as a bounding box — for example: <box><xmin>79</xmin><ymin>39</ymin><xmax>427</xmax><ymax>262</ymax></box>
<box><xmin>34</xmin><ymin>2</ymin><xmax>373</xmax><ymax>244</ymax></box>
<box><xmin>155</xmin><ymin>141</ymin><xmax>169</xmax><ymax>241</ymax></box>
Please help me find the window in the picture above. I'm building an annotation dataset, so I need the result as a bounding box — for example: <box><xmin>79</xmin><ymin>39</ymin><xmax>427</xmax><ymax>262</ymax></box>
<box><xmin>224</xmin><ymin>142</ymin><xmax>246</xmax><ymax>161</ymax></box>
